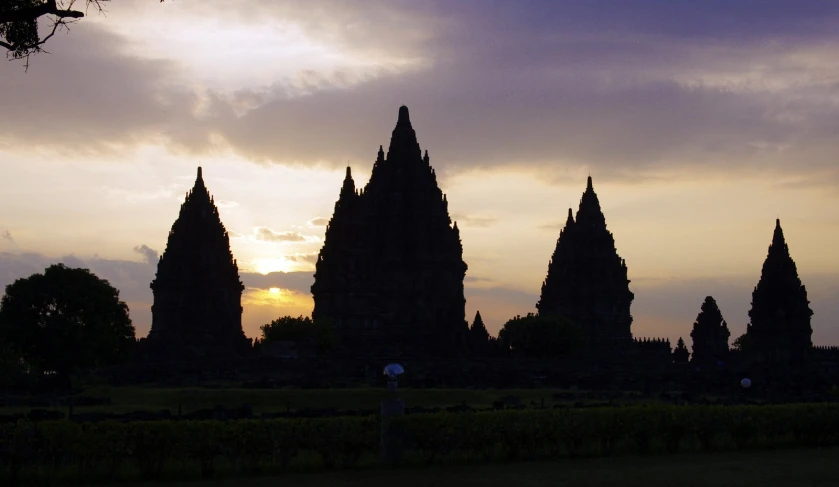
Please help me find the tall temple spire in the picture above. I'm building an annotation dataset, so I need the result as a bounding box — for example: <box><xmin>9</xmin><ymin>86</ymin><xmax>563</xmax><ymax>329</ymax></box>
<box><xmin>147</xmin><ymin>167</ymin><xmax>249</xmax><ymax>358</ymax></box>
<box><xmin>398</xmin><ymin>105</ymin><xmax>410</xmax><ymax>124</ymax></box>
<box><xmin>312</xmin><ymin>106</ymin><xmax>469</xmax><ymax>358</ymax></box>
<box><xmin>576</xmin><ymin>176</ymin><xmax>606</xmax><ymax>230</ymax></box>
<box><xmin>340</xmin><ymin>165</ymin><xmax>356</xmax><ymax>199</ymax></box>
<box><xmin>772</xmin><ymin>218</ymin><xmax>786</xmax><ymax>250</ymax></box>
<box><xmin>746</xmin><ymin>218</ymin><xmax>813</xmax><ymax>363</ymax></box>
<box><xmin>386</xmin><ymin>105</ymin><xmax>422</xmax><ymax>161</ymax></box>
<box><xmin>537</xmin><ymin>176</ymin><xmax>633</xmax><ymax>347</ymax></box>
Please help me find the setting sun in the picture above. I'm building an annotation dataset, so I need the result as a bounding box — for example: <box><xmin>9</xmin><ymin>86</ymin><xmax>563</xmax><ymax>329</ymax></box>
<box><xmin>269</xmin><ymin>287</ymin><xmax>281</xmax><ymax>294</ymax></box>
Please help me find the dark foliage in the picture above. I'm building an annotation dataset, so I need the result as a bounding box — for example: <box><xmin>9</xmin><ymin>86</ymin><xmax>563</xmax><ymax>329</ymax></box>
<box><xmin>498</xmin><ymin>313</ymin><xmax>582</xmax><ymax>359</ymax></box>
<box><xmin>0</xmin><ymin>263</ymin><xmax>136</xmax><ymax>384</ymax></box>
<box><xmin>260</xmin><ymin>316</ymin><xmax>338</xmax><ymax>353</ymax></box>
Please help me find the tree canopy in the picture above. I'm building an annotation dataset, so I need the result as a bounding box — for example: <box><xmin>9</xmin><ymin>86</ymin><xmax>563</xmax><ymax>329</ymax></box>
<box><xmin>0</xmin><ymin>263</ymin><xmax>136</xmax><ymax>383</ymax></box>
<box><xmin>259</xmin><ymin>315</ymin><xmax>337</xmax><ymax>353</ymax></box>
<box><xmin>732</xmin><ymin>332</ymin><xmax>753</xmax><ymax>353</ymax></box>
<box><xmin>497</xmin><ymin>313</ymin><xmax>582</xmax><ymax>359</ymax></box>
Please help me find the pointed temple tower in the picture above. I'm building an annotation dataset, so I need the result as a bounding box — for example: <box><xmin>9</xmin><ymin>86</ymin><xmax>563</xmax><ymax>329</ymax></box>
<box><xmin>746</xmin><ymin>219</ymin><xmax>813</xmax><ymax>363</ymax></box>
<box><xmin>689</xmin><ymin>296</ymin><xmax>730</xmax><ymax>364</ymax></box>
<box><xmin>312</xmin><ymin>106</ymin><xmax>469</xmax><ymax>358</ymax></box>
<box><xmin>147</xmin><ymin>167</ymin><xmax>249</xmax><ymax>358</ymax></box>
<box><xmin>469</xmin><ymin>311</ymin><xmax>491</xmax><ymax>355</ymax></box>
<box><xmin>536</xmin><ymin>177</ymin><xmax>634</xmax><ymax>350</ymax></box>
<box><xmin>673</xmin><ymin>338</ymin><xmax>690</xmax><ymax>364</ymax></box>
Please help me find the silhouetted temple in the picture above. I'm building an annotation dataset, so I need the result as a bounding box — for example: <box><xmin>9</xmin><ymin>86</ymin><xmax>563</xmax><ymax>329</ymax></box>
<box><xmin>311</xmin><ymin>106</ymin><xmax>469</xmax><ymax>358</ymax></box>
<box><xmin>146</xmin><ymin>167</ymin><xmax>250</xmax><ymax>358</ymax></box>
<box><xmin>689</xmin><ymin>296</ymin><xmax>730</xmax><ymax>364</ymax></box>
<box><xmin>673</xmin><ymin>338</ymin><xmax>690</xmax><ymax>364</ymax></box>
<box><xmin>469</xmin><ymin>311</ymin><xmax>491</xmax><ymax>354</ymax></box>
<box><xmin>746</xmin><ymin>219</ymin><xmax>813</xmax><ymax>363</ymax></box>
<box><xmin>536</xmin><ymin>177</ymin><xmax>634</xmax><ymax>349</ymax></box>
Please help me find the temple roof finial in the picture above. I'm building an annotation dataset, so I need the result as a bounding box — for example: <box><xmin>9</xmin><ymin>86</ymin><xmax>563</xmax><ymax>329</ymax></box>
<box><xmin>398</xmin><ymin>105</ymin><xmax>410</xmax><ymax>124</ymax></box>
<box><xmin>193</xmin><ymin>166</ymin><xmax>206</xmax><ymax>190</ymax></box>
<box><xmin>586</xmin><ymin>175</ymin><xmax>593</xmax><ymax>191</ymax></box>
<box><xmin>340</xmin><ymin>164</ymin><xmax>356</xmax><ymax>199</ymax></box>
<box><xmin>772</xmin><ymin>218</ymin><xmax>786</xmax><ymax>248</ymax></box>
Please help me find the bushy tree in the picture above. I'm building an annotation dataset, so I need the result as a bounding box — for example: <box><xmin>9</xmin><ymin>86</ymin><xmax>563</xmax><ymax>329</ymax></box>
<box><xmin>732</xmin><ymin>332</ymin><xmax>753</xmax><ymax>353</ymax></box>
<box><xmin>0</xmin><ymin>263</ymin><xmax>136</xmax><ymax>387</ymax></box>
<box><xmin>0</xmin><ymin>342</ymin><xmax>29</xmax><ymax>390</ymax></box>
<box><xmin>497</xmin><ymin>313</ymin><xmax>582</xmax><ymax>359</ymax></box>
<box><xmin>260</xmin><ymin>315</ymin><xmax>337</xmax><ymax>353</ymax></box>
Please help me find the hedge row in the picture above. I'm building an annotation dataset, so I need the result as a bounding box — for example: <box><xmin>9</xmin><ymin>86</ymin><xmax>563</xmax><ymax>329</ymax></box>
<box><xmin>1</xmin><ymin>404</ymin><xmax>838</xmax><ymax>484</ymax></box>
<box><xmin>392</xmin><ymin>403</ymin><xmax>839</xmax><ymax>464</ymax></box>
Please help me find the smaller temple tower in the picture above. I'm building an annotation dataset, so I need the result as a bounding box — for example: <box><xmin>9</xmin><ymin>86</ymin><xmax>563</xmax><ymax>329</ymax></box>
<box><xmin>746</xmin><ymin>219</ymin><xmax>813</xmax><ymax>363</ymax></box>
<box><xmin>689</xmin><ymin>296</ymin><xmax>730</xmax><ymax>364</ymax></box>
<box><xmin>469</xmin><ymin>311</ymin><xmax>491</xmax><ymax>354</ymax></box>
<box><xmin>147</xmin><ymin>167</ymin><xmax>250</xmax><ymax>358</ymax></box>
<box><xmin>673</xmin><ymin>338</ymin><xmax>690</xmax><ymax>364</ymax></box>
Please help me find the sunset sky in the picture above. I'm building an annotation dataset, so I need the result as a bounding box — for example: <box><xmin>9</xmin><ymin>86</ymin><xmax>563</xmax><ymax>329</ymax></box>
<box><xmin>1</xmin><ymin>0</ymin><xmax>838</xmax><ymax>346</ymax></box>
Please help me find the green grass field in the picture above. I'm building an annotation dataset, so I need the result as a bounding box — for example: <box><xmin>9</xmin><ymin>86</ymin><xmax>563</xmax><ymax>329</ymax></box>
<box><xmin>3</xmin><ymin>386</ymin><xmax>645</xmax><ymax>415</ymax></box>
<box><xmin>118</xmin><ymin>448</ymin><xmax>839</xmax><ymax>487</ymax></box>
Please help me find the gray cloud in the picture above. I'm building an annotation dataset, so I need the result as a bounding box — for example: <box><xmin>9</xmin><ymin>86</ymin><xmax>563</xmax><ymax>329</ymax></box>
<box><xmin>2</xmin><ymin>1</ymin><xmax>839</xmax><ymax>186</ymax></box>
<box><xmin>452</xmin><ymin>214</ymin><xmax>497</xmax><ymax>228</ymax></box>
<box><xmin>307</xmin><ymin>217</ymin><xmax>329</xmax><ymax>227</ymax></box>
<box><xmin>464</xmin><ymin>275</ymin><xmax>494</xmax><ymax>284</ymax></box>
<box><xmin>1</xmin><ymin>231</ymin><xmax>13</xmax><ymax>242</ymax></box>
<box><xmin>253</xmin><ymin>227</ymin><xmax>308</xmax><ymax>243</ymax></box>
<box><xmin>285</xmin><ymin>253</ymin><xmax>318</xmax><ymax>264</ymax></box>
<box><xmin>215</xmin><ymin>200</ymin><xmax>239</xmax><ymax>209</ymax></box>
<box><xmin>240</xmin><ymin>270</ymin><xmax>313</xmax><ymax>294</ymax></box>
<box><xmin>0</xmin><ymin>24</ymin><xmax>197</xmax><ymax>157</ymax></box>
<box><xmin>132</xmin><ymin>244</ymin><xmax>159</xmax><ymax>265</ymax></box>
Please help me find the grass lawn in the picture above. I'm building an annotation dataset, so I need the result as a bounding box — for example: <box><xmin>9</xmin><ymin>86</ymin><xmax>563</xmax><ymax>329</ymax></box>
<box><xmin>4</xmin><ymin>386</ymin><xmax>644</xmax><ymax>414</ymax></box>
<box><xmin>120</xmin><ymin>448</ymin><xmax>839</xmax><ymax>487</ymax></box>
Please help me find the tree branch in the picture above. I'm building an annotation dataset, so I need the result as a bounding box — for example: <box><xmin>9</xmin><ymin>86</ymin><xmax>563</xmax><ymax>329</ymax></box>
<box><xmin>0</xmin><ymin>1</ymin><xmax>85</xmax><ymax>24</ymax></box>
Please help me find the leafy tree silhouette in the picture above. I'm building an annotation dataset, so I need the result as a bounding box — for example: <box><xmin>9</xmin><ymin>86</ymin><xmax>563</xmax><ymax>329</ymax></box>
<box><xmin>260</xmin><ymin>315</ymin><xmax>338</xmax><ymax>354</ymax></box>
<box><xmin>498</xmin><ymin>313</ymin><xmax>582</xmax><ymax>359</ymax></box>
<box><xmin>0</xmin><ymin>263</ymin><xmax>136</xmax><ymax>389</ymax></box>
<box><xmin>732</xmin><ymin>333</ymin><xmax>753</xmax><ymax>353</ymax></box>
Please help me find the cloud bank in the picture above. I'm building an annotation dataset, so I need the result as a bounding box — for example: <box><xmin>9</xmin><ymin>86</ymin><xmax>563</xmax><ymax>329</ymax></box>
<box><xmin>1</xmin><ymin>1</ymin><xmax>838</xmax><ymax>185</ymax></box>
